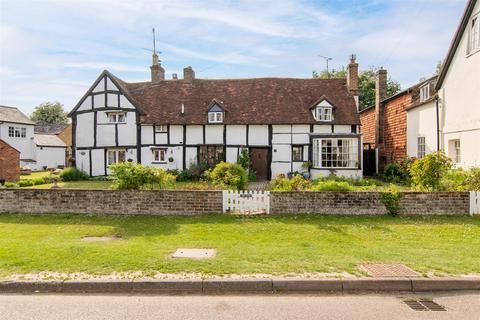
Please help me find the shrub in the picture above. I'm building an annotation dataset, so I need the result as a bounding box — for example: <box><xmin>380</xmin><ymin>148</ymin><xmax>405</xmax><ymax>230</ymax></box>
<box><xmin>409</xmin><ymin>152</ymin><xmax>452</xmax><ymax>191</ymax></box>
<box><xmin>4</xmin><ymin>182</ymin><xmax>18</xmax><ymax>188</ymax></box>
<box><xmin>440</xmin><ymin>169</ymin><xmax>469</xmax><ymax>191</ymax></box>
<box><xmin>466</xmin><ymin>167</ymin><xmax>480</xmax><ymax>191</ymax></box>
<box><xmin>176</xmin><ymin>169</ymin><xmax>193</xmax><ymax>182</ymax></box>
<box><xmin>381</xmin><ymin>184</ymin><xmax>402</xmax><ymax>216</ymax></box>
<box><xmin>109</xmin><ymin>162</ymin><xmax>175</xmax><ymax>190</ymax></box>
<box><xmin>270</xmin><ymin>174</ymin><xmax>312</xmax><ymax>191</ymax></box>
<box><xmin>177</xmin><ymin>182</ymin><xmax>214</xmax><ymax>190</ymax></box>
<box><xmin>60</xmin><ymin>167</ymin><xmax>89</xmax><ymax>181</ymax></box>
<box><xmin>237</xmin><ymin>148</ymin><xmax>250</xmax><ymax>170</ymax></box>
<box><xmin>205</xmin><ymin>162</ymin><xmax>248</xmax><ymax>190</ymax></box>
<box><xmin>311</xmin><ymin>180</ymin><xmax>353</xmax><ymax>192</ymax></box>
<box><xmin>18</xmin><ymin>179</ymin><xmax>34</xmax><ymax>187</ymax></box>
<box><xmin>32</xmin><ymin>177</ymin><xmax>48</xmax><ymax>185</ymax></box>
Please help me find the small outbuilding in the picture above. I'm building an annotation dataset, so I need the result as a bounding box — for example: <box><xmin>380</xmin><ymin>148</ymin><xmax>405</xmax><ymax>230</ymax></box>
<box><xmin>33</xmin><ymin>134</ymin><xmax>67</xmax><ymax>170</ymax></box>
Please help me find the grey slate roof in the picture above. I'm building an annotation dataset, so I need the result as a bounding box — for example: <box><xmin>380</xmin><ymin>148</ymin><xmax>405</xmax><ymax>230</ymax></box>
<box><xmin>0</xmin><ymin>105</ymin><xmax>34</xmax><ymax>125</ymax></box>
<box><xmin>34</xmin><ymin>123</ymin><xmax>70</xmax><ymax>134</ymax></box>
<box><xmin>33</xmin><ymin>134</ymin><xmax>67</xmax><ymax>147</ymax></box>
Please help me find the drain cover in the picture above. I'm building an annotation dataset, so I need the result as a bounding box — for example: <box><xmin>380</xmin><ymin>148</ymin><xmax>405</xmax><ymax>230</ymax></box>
<box><xmin>403</xmin><ymin>299</ymin><xmax>446</xmax><ymax>311</ymax></box>
<box><xmin>359</xmin><ymin>263</ymin><xmax>420</xmax><ymax>277</ymax></box>
<box><xmin>172</xmin><ymin>248</ymin><xmax>216</xmax><ymax>259</ymax></box>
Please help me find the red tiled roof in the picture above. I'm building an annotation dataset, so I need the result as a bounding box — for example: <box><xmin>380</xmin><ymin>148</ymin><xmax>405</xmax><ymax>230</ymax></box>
<box><xmin>110</xmin><ymin>74</ymin><xmax>359</xmax><ymax>125</ymax></box>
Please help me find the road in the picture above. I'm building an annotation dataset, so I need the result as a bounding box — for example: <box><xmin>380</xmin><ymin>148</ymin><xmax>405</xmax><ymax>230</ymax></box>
<box><xmin>0</xmin><ymin>293</ymin><xmax>479</xmax><ymax>320</ymax></box>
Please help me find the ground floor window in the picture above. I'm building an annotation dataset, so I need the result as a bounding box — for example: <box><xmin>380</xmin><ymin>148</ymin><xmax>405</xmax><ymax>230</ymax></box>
<box><xmin>312</xmin><ymin>137</ymin><xmax>359</xmax><ymax>168</ymax></box>
<box><xmin>292</xmin><ymin>145</ymin><xmax>304</xmax><ymax>161</ymax></box>
<box><xmin>417</xmin><ymin>136</ymin><xmax>426</xmax><ymax>159</ymax></box>
<box><xmin>107</xmin><ymin>149</ymin><xmax>126</xmax><ymax>166</ymax></box>
<box><xmin>199</xmin><ymin>145</ymin><xmax>225</xmax><ymax>167</ymax></box>
<box><xmin>152</xmin><ymin>148</ymin><xmax>167</xmax><ymax>163</ymax></box>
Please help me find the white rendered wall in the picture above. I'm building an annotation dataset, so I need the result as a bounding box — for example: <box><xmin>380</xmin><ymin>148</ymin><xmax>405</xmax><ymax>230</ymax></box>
<box><xmin>205</xmin><ymin>125</ymin><xmax>224</xmax><ymax>144</ymax></box>
<box><xmin>186</xmin><ymin>126</ymin><xmax>202</xmax><ymax>144</ymax></box>
<box><xmin>0</xmin><ymin>123</ymin><xmax>35</xmax><ymax>161</ymax></box>
<box><xmin>406</xmin><ymin>101</ymin><xmax>437</xmax><ymax>158</ymax></box>
<box><xmin>76</xmin><ymin>113</ymin><xmax>94</xmax><ymax>147</ymax></box>
<box><xmin>35</xmin><ymin>146</ymin><xmax>65</xmax><ymax>170</ymax></box>
<box><xmin>439</xmin><ymin>1</ymin><xmax>480</xmax><ymax>168</ymax></box>
<box><xmin>226</xmin><ymin>125</ymin><xmax>246</xmax><ymax>145</ymax></box>
<box><xmin>248</xmin><ymin>125</ymin><xmax>268</xmax><ymax>145</ymax></box>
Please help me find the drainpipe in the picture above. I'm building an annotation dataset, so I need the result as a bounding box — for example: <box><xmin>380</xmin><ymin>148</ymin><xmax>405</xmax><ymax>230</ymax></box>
<box><xmin>436</xmin><ymin>97</ymin><xmax>440</xmax><ymax>152</ymax></box>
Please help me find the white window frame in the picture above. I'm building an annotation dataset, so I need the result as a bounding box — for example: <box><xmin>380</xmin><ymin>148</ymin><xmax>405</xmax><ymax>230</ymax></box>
<box><xmin>107</xmin><ymin>112</ymin><xmax>126</xmax><ymax>123</ymax></box>
<box><xmin>155</xmin><ymin>124</ymin><xmax>167</xmax><ymax>133</ymax></box>
<box><xmin>107</xmin><ymin>149</ymin><xmax>126</xmax><ymax>166</ymax></box>
<box><xmin>152</xmin><ymin>148</ymin><xmax>167</xmax><ymax>163</ymax></box>
<box><xmin>208</xmin><ymin>111</ymin><xmax>223</xmax><ymax>123</ymax></box>
<box><xmin>8</xmin><ymin>126</ymin><xmax>26</xmax><ymax>138</ymax></box>
<box><xmin>454</xmin><ymin>140</ymin><xmax>461</xmax><ymax>164</ymax></box>
<box><xmin>417</xmin><ymin>136</ymin><xmax>426</xmax><ymax>159</ymax></box>
<box><xmin>468</xmin><ymin>14</ymin><xmax>480</xmax><ymax>55</ymax></box>
<box><xmin>314</xmin><ymin>107</ymin><xmax>333</xmax><ymax>121</ymax></box>
<box><xmin>419</xmin><ymin>83</ymin><xmax>430</xmax><ymax>103</ymax></box>
<box><xmin>312</xmin><ymin>137</ymin><xmax>359</xmax><ymax>169</ymax></box>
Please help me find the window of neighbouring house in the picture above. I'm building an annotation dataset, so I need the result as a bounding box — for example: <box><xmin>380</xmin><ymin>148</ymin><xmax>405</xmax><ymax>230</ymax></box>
<box><xmin>292</xmin><ymin>145</ymin><xmax>304</xmax><ymax>161</ymax></box>
<box><xmin>107</xmin><ymin>112</ymin><xmax>126</xmax><ymax>123</ymax></box>
<box><xmin>107</xmin><ymin>149</ymin><xmax>126</xmax><ymax>165</ymax></box>
<box><xmin>155</xmin><ymin>125</ymin><xmax>167</xmax><ymax>133</ymax></box>
<box><xmin>8</xmin><ymin>126</ymin><xmax>26</xmax><ymax>138</ymax></box>
<box><xmin>312</xmin><ymin>138</ymin><xmax>358</xmax><ymax>168</ymax></box>
<box><xmin>469</xmin><ymin>15</ymin><xmax>480</xmax><ymax>54</ymax></box>
<box><xmin>199</xmin><ymin>145</ymin><xmax>225</xmax><ymax>167</ymax></box>
<box><xmin>208</xmin><ymin>111</ymin><xmax>223</xmax><ymax>123</ymax></box>
<box><xmin>419</xmin><ymin>83</ymin><xmax>430</xmax><ymax>102</ymax></box>
<box><xmin>152</xmin><ymin>148</ymin><xmax>167</xmax><ymax>163</ymax></box>
<box><xmin>417</xmin><ymin>136</ymin><xmax>426</xmax><ymax>159</ymax></box>
<box><xmin>454</xmin><ymin>140</ymin><xmax>461</xmax><ymax>164</ymax></box>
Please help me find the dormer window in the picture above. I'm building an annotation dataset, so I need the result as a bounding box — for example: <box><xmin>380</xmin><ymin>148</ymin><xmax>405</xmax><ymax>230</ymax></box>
<box><xmin>419</xmin><ymin>83</ymin><xmax>430</xmax><ymax>102</ymax></box>
<box><xmin>207</xmin><ymin>100</ymin><xmax>225</xmax><ymax>124</ymax></box>
<box><xmin>107</xmin><ymin>112</ymin><xmax>126</xmax><ymax>123</ymax></box>
<box><xmin>311</xmin><ymin>97</ymin><xmax>334</xmax><ymax>122</ymax></box>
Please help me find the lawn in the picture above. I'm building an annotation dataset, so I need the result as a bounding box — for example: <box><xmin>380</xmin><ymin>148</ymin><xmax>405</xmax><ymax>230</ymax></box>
<box><xmin>20</xmin><ymin>171</ymin><xmax>57</xmax><ymax>180</ymax></box>
<box><xmin>0</xmin><ymin>214</ymin><xmax>478</xmax><ymax>278</ymax></box>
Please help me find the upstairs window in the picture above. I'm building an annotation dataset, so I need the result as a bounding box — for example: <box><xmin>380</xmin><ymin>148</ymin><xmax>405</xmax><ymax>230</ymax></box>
<box><xmin>107</xmin><ymin>112</ymin><xmax>126</xmax><ymax>123</ymax></box>
<box><xmin>419</xmin><ymin>84</ymin><xmax>430</xmax><ymax>102</ymax></box>
<box><xmin>314</xmin><ymin>107</ymin><xmax>333</xmax><ymax>121</ymax></box>
<box><xmin>469</xmin><ymin>15</ymin><xmax>480</xmax><ymax>54</ymax></box>
<box><xmin>155</xmin><ymin>124</ymin><xmax>167</xmax><ymax>133</ymax></box>
<box><xmin>8</xmin><ymin>126</ymin><xmax>27</xmax><ymax>138</ymax></box>
<box><xmin>208</xmin><ymin>111</ymin><xmax>223</xmax><ymax>123</ymax></box>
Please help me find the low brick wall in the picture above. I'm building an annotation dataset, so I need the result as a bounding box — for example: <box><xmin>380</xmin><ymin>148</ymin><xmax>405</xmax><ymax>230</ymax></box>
<box><xmin>0</xmin><ymin>189</ymin><xmax>470</xmax><ymax>216</ymax></box>
<box><xmin>270</xmin><ymin>192</ymin><xmax>470</xmax><ymax>215</ymax></box>
<box><xmin>0</xmin><ymin>189</ymin><xmax>223</xmax><ymax>215</ymax></box>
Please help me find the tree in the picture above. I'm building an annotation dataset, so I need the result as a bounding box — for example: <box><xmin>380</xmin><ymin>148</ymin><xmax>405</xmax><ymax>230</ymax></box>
<box><xmin>30</xmin><ymin>102</ymin><xmax>68</xmax><ymax>124</ymax></box>
<box><xmin>313</xmin><ymin>66</ymin><xmax>401</xmax><ymax>110</ymax></box>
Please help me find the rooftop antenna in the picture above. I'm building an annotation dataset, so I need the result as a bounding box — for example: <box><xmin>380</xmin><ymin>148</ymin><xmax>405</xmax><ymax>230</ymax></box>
<box><xmin>152</xmin><ymin>28</ymin><xmax>156</xmax><ymax>54</ymax></box>
<box><xmin>148</xmin><ymin>28</ymin><xmax>162</xmax><ymax>65</ymax></box>
<box><xmin>318</xmin><ymin>55</ymin><xmax>333</xmax><ymax>78</ymax></box>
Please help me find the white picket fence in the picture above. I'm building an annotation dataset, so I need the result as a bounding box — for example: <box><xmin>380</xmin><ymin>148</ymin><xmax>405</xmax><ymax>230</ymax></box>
<box><xmin>222</xmin><ymin>190</ymin><xmax>270</xmax><ymax>215</ymax></box>
<box><xmin>470</xmin><ymin>191</ymin><xmax>480</xmax><ymax>216</ymax></box>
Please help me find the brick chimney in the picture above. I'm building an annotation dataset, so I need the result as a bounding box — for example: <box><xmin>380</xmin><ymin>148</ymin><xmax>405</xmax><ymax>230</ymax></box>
<box><xmin>183</xmin><ymin>66</ymin><xmax>195</xmax><ymax>83</ymax></box>
<box><xmin>150</xmin><ymin>52</ymin><xmax>165</xmax><ymax>82</ymax></box>
<box><xmin>375</xmin><ymin>68</ymin><xmax>388</xmax><ymax>171</ymax></box>
<box><xmin>346</xmin><ymin>54</ymin><xmax>359</xmax><ymax>109</ymax></box>
<box><xmin>172</xmin><ymin>73</ymin><xmax>178</xmax><ymax>80</ymax></box>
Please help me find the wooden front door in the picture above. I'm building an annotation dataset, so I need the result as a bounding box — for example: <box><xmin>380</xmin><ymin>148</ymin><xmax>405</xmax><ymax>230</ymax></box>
<box><xmin>250</xmin><ymin>148</ymin><xmax>269</xmax><ymax>181</ymax></box>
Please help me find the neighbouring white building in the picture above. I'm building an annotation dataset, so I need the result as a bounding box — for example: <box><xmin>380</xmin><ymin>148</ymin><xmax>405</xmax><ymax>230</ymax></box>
<box><xmin>69</xmin><ymin>54</ymin><xmax>363</xmax><ymax>180</ymax></box>
<box><xmin>436</xmin><ymin>0</ymin><xmax>480</xmax><ymax>168</ymax></box>
<box><xmin>0</xmin><ymin>105</ymin><xmax>67</xmax><ymax>170</ymax></box>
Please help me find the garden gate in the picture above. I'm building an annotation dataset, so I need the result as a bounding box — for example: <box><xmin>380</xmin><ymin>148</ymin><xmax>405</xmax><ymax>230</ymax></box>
<box><xmin>222</xmin><ymin>190</ymin><xmax>270</xmax><ymax>215</ymax></box>
<box><xmin>470</xmin><ymin>191</ymin><xmax>480</xmax><ymax>216</ymax></box>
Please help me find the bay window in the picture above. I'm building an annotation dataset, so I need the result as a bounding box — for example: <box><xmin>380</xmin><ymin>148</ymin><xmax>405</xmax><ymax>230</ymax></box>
<box><xmin>312</xmin><ymin>138</ymin><xmax>359</xmax><ymax>168</ymax></box>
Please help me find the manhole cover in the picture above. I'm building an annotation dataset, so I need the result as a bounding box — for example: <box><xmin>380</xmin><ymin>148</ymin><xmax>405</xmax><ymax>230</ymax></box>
<box><xmin>172</xmin><ymin>248</ymin><xmax>216</xmax><ymax>259</ymax></box>
<box><xmin>403</xmin><ymin>298</ymin><xmax>446</xmax><ymax>311</ymax></box>
<box><xmin>358</xmin><ymin>263</ymin><xmax>420</xmax><ymax>277</ymax></box>
<box><xmin>81</xmin><ymin>236</ymin><xmax>121</xmax><ymax>241</ymax></box>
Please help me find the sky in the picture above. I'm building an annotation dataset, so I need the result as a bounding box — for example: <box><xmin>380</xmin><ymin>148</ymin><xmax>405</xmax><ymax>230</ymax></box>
<box><xmin>0</xmin><ymin>0</ymin><xmax>467</xmax><ymax>115</ymax></box>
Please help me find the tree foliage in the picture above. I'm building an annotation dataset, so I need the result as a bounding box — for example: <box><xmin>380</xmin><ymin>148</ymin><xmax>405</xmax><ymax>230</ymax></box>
<box><xmin>30</xmin><ymin>101</ymin><xmax>68</xmax><ymax>124</ymax></box>
<box><xmin>313</xmin><ymin>66</ymin><xmax>401</xmax><ymax>110</ymax></box>
<box><xmin>409</xmin><ymin>152</ymin><xmax>452</xmax><ymax>191</ymax></box>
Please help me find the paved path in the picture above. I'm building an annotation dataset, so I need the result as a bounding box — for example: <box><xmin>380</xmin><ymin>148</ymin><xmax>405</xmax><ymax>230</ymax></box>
<box><xmin>1</xmin><ymin>293</ymin><xmax>479</xmax><ymax>319</ymax></box>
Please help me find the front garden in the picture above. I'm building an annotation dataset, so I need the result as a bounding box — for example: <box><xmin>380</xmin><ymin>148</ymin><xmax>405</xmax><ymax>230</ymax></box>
<box><xmin>0</xmin><ymin>213</ymin><xmax>478</xmax><ymax>278</ymax></box>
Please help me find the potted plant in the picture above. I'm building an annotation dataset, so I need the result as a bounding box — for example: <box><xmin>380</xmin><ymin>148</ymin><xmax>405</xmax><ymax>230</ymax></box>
<box><xmin>301</xmin><ymin>161</ymin><xmax>313</xmax><ymax>179</ymax></box>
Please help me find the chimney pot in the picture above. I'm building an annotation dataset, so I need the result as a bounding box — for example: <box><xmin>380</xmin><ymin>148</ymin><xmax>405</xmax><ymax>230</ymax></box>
<box><xmin>172</xmin><ymin>73</ymin><xmax>178</xmax><ymax>80</ymax></box>
<box><xmin>150</xmin><ymin>52</ymin><xmax>165</xmax><ymax>82</ymax></box>
<box><xmin>183</xmin><ymin>66</ymin><xmax>195</xmax><ymax>83</ymax></box>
